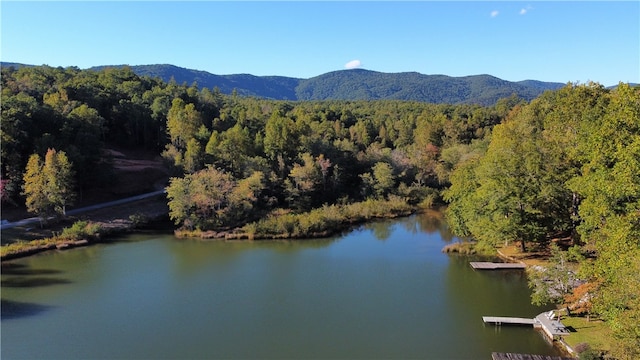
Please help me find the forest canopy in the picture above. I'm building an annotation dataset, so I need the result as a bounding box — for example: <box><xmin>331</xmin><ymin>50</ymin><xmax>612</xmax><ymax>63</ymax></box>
<box><xmin>0</xmin><ymin>64</ymin><xmax>516</xmax><ymax>217</ymax></box>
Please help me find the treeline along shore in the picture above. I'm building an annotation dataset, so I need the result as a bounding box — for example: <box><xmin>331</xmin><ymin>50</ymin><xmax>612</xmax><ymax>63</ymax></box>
<box><xmin>1</xmin><ymin>64</ymin><xmax>638</xmax><ymax>359</ymax></box>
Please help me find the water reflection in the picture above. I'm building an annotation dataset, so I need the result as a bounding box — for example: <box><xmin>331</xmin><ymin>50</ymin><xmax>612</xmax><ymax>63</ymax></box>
<box><xmin>369</xmin><ymin>220</ymin><xmax>392</xmax><ymax>240</ymax></box>
<box><xmin>416</xmin><ymin>208</ymin><xmax>456</xmax><ymax>241</ymax></box>
<box><xmin>358</xmin><ymin>210</ymin><xmax>454</xmax><ymax>242</ymax></box>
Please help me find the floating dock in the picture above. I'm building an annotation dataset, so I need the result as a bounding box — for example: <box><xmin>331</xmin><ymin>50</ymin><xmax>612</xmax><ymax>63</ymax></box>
<box><xmin>470</xmin><ymin>261</ymin><xmax>526</xmax><ymax>270</ymax></box>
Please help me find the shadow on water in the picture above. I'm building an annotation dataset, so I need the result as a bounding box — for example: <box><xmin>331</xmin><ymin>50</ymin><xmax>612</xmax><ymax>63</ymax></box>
<box><xmin>1</xmin><ymin>299</ymin><xmax>52</xmax><ymax>320</ymax></box>
<box><xmin>2</xmin><ymin>262</ymin><xmax>63</xmax><ymax>276</ymax></box>
<box><xmin>2</xmin><ymin>263</ymin><xmax>71</xmax><ymax>288</ymax></box>
<box><xmin>1</xmin><ymin>277</ymin><xmax>72</xmax><ymax>288</ymax></box>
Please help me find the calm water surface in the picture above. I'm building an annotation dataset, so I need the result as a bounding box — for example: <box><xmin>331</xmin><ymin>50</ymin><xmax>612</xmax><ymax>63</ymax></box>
<box><xmin>1</xmin><ymin>213</ymin><xmax>562</xmax><ymax>359</ymax></box>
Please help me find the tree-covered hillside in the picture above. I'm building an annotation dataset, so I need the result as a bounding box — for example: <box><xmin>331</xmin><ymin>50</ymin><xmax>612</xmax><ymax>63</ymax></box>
<box><xmin>296</xmin><ymin>69</ymin><xmax>564</xmax><ymax>105</ymax></box>
<box><xmin>91</xmin><ymin>64</ymin><xmax>301</xmax><ymax>100</ymax></box>
<box><xmin>123</xmin><ymin>65</ymin><xmax>565</xmax><ymax>105</ymax></box>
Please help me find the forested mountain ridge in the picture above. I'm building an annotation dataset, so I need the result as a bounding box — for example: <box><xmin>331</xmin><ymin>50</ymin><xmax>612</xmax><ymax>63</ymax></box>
<box><xmin>97</xmin><ymin>65</ymin><xmax>566</xmax><ymax>105</ymax></box>
<box><xmin>91</xmin><ymin>64</ymin><xmax>302</xmax><ymax>100</ymax></box>
<box><xmin>295</xmin><ymin>69</ymin><xmax>565</xmax><ymax>105</ymax></box>
<box><xmin>2</xmin><ymin>62</ymin><xmax>565</xmax><ymax>105</ymax></box>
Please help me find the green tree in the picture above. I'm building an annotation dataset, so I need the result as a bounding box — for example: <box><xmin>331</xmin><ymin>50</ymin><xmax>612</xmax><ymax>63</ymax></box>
<box><xmin>567</xmin><ymin>84</ymin><xmax>640</xmax><ymax>359</ymax></box>
<box><xmin>217</xmin><ymin>124</ymin><xmax>253</xmax><ymax>176</ymax></box>
<box><xmin>1</xmin><ymin>92</ymin><xmax>44</xmax><ymax>200</ymax></box>
<box><xmin>541</xmin><ymin>83</ymin><xmax>609</xmax><ymax>241</ymax></box>
<box><xmin>263</xmin><ymin>111</ymin><xmax>297</xmax><ymax>166</ymax></box>
<box><xmin>183</xmin><ymin>138</ymin><xmax>203</xmax><ymax>174</ymax></box>
<box><xmin>372</xmin><ymin>162</ymin><xmax>395</xmax><ymax>198</ymax></box>
<box><xmin>165</xmin><ymin>175</ymin><xmax>193</xmax><ymax>228</ymax></box>
<box><xmin>63</xmin><ymin>104</ymin><xmax>106</xmax><ymax>189</ymax></box>
<box><xmin>285</xmin><ymin>153</ymin><xmax>322</xmax><ymax>211</ymax></box>
<box><xmin>442</xmin><ymin>155</ymin><xmax>482</xmax><ymax>238</ymax></box>
<box><xmin>447</xmin><ymin>103</ymin><xmax>563</xmax><ymax>251</ymax></box>
<box><xmin>228</xmin><ymin>171</ymin><xmax>266</xmax><ymax>219</ymax></box>
<box><xmin>166</xmin><ymin>98</ymin><xmax>203</xmax><ymax>149</ymax></box>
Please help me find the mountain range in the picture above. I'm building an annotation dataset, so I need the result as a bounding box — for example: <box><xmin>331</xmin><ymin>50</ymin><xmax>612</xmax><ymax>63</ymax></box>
<box><xmin>3</xmin><ymin>62</ymin><xmax>569</xmax><ymax>105</ymax></box>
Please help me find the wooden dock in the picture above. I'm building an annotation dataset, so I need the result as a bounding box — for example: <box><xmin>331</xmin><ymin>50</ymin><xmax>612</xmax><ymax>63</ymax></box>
<box><xmin>492</xmin><ymin>352</ymin><xmax>576</xmax><ymax>360</ymax></box>
<box><xmin>535</xmin><ymin>312</ymin><xmax>571</xmax><ymax>338</ymax></box>
<box><xmin>483</xmin><ymin>311</ymin><xmax>570</xmax><ymax>340</ymax></box>
<box><xmin>470</xmin><ymin>261</ymin><xmax>526</xmax><ymax>270</ymax></box>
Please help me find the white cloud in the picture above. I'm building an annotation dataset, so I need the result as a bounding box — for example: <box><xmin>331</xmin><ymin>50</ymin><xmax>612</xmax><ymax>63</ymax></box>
<box><xmin>344</xmin><ymin>59</ymin><xmax>362</xmax><ymax>69</ymax></box>
<box><xmin>490</xmin><ymin>10</ymin><xmax>499</xmax><ymax>18</ymax></box>
<box><xmin>520</xmin><ymin>5</ymin><xmax>533</xmax><ymax>15</ymax></box>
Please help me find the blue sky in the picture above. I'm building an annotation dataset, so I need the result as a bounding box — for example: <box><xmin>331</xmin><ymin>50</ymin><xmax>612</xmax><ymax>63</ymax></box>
<box><xmin>2</xmin><ymin>1</ymin><xmax>638</xmax><ymax>86</ymax></box>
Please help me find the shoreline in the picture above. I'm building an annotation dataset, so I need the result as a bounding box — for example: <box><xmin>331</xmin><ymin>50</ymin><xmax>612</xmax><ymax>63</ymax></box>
<box><xmin>178</xmin><ymin>209</ymin><xmax>416</xmax><ymax>241</ymax></box>
<box><xmin>1</xmin><ymin>197</ymin><xmax>170</xmax><ymax>262</ymax></box>
<box><xmin>0</xmin><ymin>215</ymin><xmax>169</xmax><ymax>262</ymax></box>
<box><xmin>1</xmin><ymin>198</ymin><xmax>419</xmax><ymax>261</ymax></box>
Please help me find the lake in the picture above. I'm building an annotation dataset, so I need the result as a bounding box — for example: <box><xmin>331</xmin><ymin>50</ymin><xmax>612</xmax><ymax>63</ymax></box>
<box><xmin>1</xmin><ymin>213</ymin><xmax>563</xmax><ymax>359</ymax></box>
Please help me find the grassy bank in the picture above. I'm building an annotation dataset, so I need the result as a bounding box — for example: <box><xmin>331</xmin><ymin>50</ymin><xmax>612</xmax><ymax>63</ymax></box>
<box><xmin>1</xmin><ymin>221</ymin><xmax>103</xmax><ymax>260</ymax></box>
<box><xmin>441</xmin><ymin>241</ymin><xmax>496</xmax><ymax>256</ymax></box>
<box><xmin>561</xmin><ymin>316</ymin><xmax>614</xmax><ymax>356</ymax></box>
<box><xmin>176</xmin><ymin>197</ymin><xmax>415</xmax><ymax>240</ymax></box>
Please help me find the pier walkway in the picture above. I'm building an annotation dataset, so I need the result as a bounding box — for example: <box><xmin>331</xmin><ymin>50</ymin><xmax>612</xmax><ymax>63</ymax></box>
<box><xmin>482</xmin><ymin>316</ymin><xmax>536</xmax><ymax>326</ymax></box>
<box><xmin>470</xmin><ymin>261</ymin><xmax>526</xmax><ymax>270</ymax></box>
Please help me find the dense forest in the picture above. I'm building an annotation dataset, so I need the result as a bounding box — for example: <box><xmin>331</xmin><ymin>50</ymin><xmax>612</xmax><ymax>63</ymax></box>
<box><xmin>1</xmin><ymin>64</ymin><xmax>638</xmax><ymax>358</ymax></box>
<box><xmin>0</xmin><ymin>64</ymin><xmax>517</xmax><ymax>221</ymax></box>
